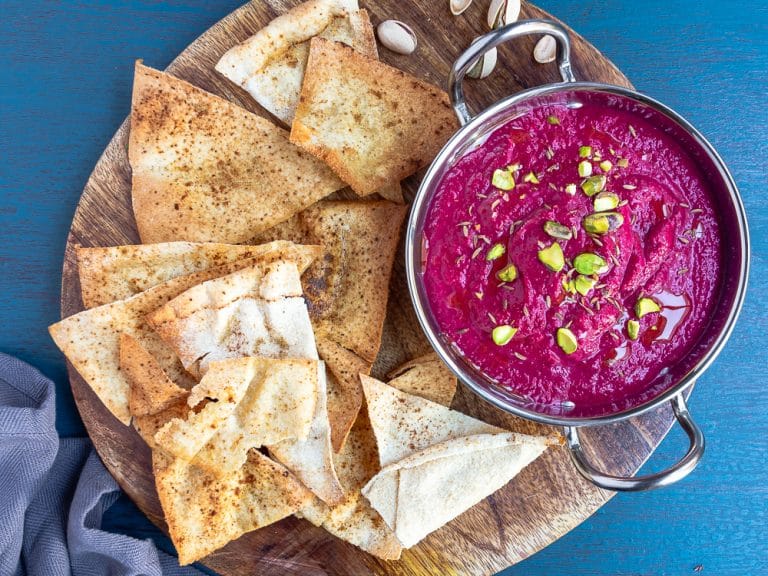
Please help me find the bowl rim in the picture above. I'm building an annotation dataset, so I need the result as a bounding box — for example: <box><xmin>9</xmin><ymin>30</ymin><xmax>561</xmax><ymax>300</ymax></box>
<box><xmin>405</xmin><ymin>81</ymin><xmax>750</xmax><ymax>427</ymax></box>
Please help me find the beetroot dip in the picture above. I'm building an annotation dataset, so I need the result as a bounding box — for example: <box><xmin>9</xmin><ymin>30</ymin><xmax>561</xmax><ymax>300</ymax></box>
<box><xmin>422</xmin><ymin>94</ymin><xmax>722</xmax><ymax>415</ymax></box>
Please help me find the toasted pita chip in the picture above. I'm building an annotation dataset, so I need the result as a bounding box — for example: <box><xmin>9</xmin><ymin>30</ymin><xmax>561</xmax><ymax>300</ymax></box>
<box><xmin>77</xmin><ymin>241</ymin><xmax>309</xmax><ymax>308</ymax></box>
<box><xmin>291</xmin><ymin>38</ymin><xmax>458</xmax><ymax>195</ymax></box>
<box><xmin>375</xmin><ymin>181</ymin><xmax>404</xmax><ymax>204</ymax></box>
<box><xmin>154</xmin><ymin>357</ymin><xmax>318</xmax><ymax>475</ymax></box>
<box><xmin>362</xmin><ymin>433</ymin><xmax>550</xmax><ymax>548</ymax></box>
<box><xmin>134</xmin><ymin>400</ymin><xmax>190</xmax><ymax>451</ymax></box>
<box><xmin>129</xmin><ymin>62</ymin><xmax>343</xmax><ymax>244</ymax></box>
<box><xmin>148</xmin><ymin>261</ymin><xmax>317</xmax><ymax>377</ymax></box>
<box><xmin>154</xmin><ymin>449</ymin><xmax>313</xmax><ymax>565</ymax></box>
<box><xmin>216</xmin><ymin>0</ymin><xmax>376</xmax><ymax>125</ymax></box>
<box><xmin>386</xmin><ymin>353</ymin><xmax>457</xmax><ymax>407</ymax></box>
<box><xmin>361</xmin><ymin>375</ymin><xmax>504</xmax><ymax>467</ymax></box>
<box><xmin>49</xmin><ymin>242</ymin><xmax>319</xmax><ymax>424</ymax></box>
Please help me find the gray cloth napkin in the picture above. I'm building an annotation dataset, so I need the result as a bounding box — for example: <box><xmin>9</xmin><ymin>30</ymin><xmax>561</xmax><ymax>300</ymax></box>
<box><xmin>0</xmin><ymin>352</ymin><xmax>206</xmax><ymax>576</ymax></box>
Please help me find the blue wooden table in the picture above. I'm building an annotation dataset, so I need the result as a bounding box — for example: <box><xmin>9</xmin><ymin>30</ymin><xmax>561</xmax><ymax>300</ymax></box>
<box><xmin>1</xmin><ymin>1</ymin><xmax>766</xmax><ymax>574</ymax></box>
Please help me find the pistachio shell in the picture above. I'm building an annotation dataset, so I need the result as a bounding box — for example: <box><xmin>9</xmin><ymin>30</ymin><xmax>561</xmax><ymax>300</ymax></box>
<box><xmin>450</xmin><ymin>0</ymin><xmax>473</xmax><ymax>16</ymax></box>
<box><xmin>533</xmin><ymin>34</ymin><xmax>557</xmax><ymax>64</ymax></box>
<box><xmin>376</xmin><ymin>20</ymin><xmax>417</xmax><ymax>55</ymax></box>
<box><xmin>467</xmin><ymin>46</ymin><xmax>497</xmax><ymax>79</ymax></box>
<box><xmin>487</xmin><ymin>0</ymin><xmax>521</xmax><ymax>29</ymax></box>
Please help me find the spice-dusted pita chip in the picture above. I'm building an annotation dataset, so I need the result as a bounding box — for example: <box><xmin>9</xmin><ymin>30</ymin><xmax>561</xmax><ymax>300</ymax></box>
<box><xmin>361</xmin><ymin>433</ymin><xmax>550</xmax><ymax>548</ymax></box>
<box><xmin>148</xmin><ymin>261</ymin><xmax>316</xmax><ymax>378</ymax></box>
<box><xmin>129</xmin><ymin>62</ymin><xmax>343</xmax><ymax>244</ymax></box>
<box><xmin>77</xmin><ymin>240</ymin><xmax>311</xmax><ymax>308</ymax></box>
<box><xmin>154</xmin><ymin>357</ymin><xmax>318</xmax><ymax>475</ymax></box>
<box><xmin>216</xmin><ymin>0</ymin><xmax>376</xmax><ymax>125</ymax></box>
<box><xmin>386</xmin><ymin>353</ymin><xmax>457</xmax><ymax>407</ymax></box>
<box><xmin>360</xmin><ymin>375</ymin><xmax>503</xmax><ymax>467</ymax></box>
<box><xmin>154</xmin><ymin>449</ymin><xmax>313</xmax><ymax>566</ymax></box>
<box><xmin>375</xmin><ymin>181</ymin><xmax>405</xmax><ymax>204</ymax></box>
<box><xmin>291</xmin><ymin>38</ymin><xmax>458</xmax><ymax>195</ymax></box>
<box><xmin>49</xmin><ymin>242</ymin><xmax>319</xmax><ymax>424</ymax></box>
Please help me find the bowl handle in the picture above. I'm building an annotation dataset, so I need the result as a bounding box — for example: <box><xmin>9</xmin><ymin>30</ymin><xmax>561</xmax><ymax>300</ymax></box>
<box><xmin>563</xmin><ymin>392</ymin><xmax>705</xmax><ymax>491</ymax></box>
<box><xmin>449</xmin><ymin>19</ymin><xmax>577</xmax><ymax>126</ymax></box>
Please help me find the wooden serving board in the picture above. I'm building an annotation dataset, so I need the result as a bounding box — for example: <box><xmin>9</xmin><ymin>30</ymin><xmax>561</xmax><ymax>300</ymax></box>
<box><xmin>60</xmin><ymin>2</ymin><xmax>682</xmax><ymax>575</ymax></box>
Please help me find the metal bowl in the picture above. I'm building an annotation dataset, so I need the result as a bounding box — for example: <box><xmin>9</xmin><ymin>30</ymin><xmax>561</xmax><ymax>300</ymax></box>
<box><xmin>405</xmin><ymin>20</ymin><xmax>749</xmax><ymax>490</ymax></box>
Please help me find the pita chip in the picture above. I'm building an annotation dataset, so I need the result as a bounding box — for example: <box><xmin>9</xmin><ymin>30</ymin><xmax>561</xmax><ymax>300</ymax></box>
<box><xmin>77</xmin><ymin>240</ymin><xmax>310</xmax><ymax>308</ymax></box>
<box><xmin>387</xmin><ymin>353</ymin><xmax>457</xmax><ymax>407</ymax></box>
<box><xmin>291</xmin><ymin>38</ymin><xmax>458</xmax><ymax>195</ymax></box>
<box><xmin>148</xmin><ymin>260</ymin><xmax>316</xmax><ymax>377</ymax></box>
<box><xmin>154</xmin><ymin>449</ymin><xmax>313</xmax><ymax>565</ymax></box>
<box><xmin>362</xmin><ymin>433</ymin><xmax>550</xmax><ymax>548</ymax></box>
<box><xmin>49</xmin><ymin>241</ymin><xmax>319</xmax><ymax>424</ymax></box>
<box><xmin>375</xmin><ymin>181</ymin><xmax>404</xmax><ymax>204</ymax></box>
<box><xmin>216</xmin><ymin>0</ymin><xmax>376</xmax><ymax>125</ymax></box>
<box><xmin>154</xmin><ymin>357</ymin><xmax>318</xmax><ymax>475</ymax></box>
<box><xmin>129</xmin><ymin>62</ymin><xmax>343</xmax><ymax>244</ymax></box>
<box><xmin>360</xmin><ymin>375</ymin><xmax>503</xmax><ymax>467</ymax></box>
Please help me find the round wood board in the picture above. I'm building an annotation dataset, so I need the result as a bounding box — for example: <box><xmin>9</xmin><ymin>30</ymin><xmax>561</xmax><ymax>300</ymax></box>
<box><xmin>60</xmin><ymin>2</ymin><xmax>683</xmax><ymax>575</ymax></box>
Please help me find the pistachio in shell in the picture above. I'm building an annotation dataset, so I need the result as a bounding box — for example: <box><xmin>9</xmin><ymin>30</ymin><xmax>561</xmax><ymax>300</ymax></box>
<box><xmin>487</xmin><ymin>0</ymin><xmax>520</xmax><ymax>29</ymax></box>
<box><xmin>450</xmin><ymin>0</ymin><xmax>473</xmax><ymax>16</ymax></box>
<box><xmin>376</xmin><ymin>20</ymin><xmax>417</xmax><ymax>55</ymax></box>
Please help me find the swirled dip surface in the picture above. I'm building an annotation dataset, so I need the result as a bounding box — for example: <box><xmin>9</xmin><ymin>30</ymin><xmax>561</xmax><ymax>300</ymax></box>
<box><xmin>423</xmin><ymin>95</ymin><xmax>721</xmax><ymax>415</ymax></box>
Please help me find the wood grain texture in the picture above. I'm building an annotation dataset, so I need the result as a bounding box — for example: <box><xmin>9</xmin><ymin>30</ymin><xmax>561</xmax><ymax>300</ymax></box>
<box><xmin>58</xmin><ymin>1</ymin><xmax>702</xmax><ymax>575</ymax></box>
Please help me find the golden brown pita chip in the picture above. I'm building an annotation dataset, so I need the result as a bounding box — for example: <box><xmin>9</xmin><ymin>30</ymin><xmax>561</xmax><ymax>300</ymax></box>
<box><xmin>375</xmin><ymin>181</ymin><xmax>404</xmax><ymax>204</ymax></box>
<box><xmin>386</xmin><ymin>353</ymin><xmax>457</xmax><ymax>408</ymax></box>
<box><xmin>361</xmin><ymin>433</ymin><xmax>550</xmax><ymax>548</ymax></box>
<box><xmin>129</xmin><ymin>62</ymin><xmax>343</xmax><ymax>244</ymax></box>
<box><xmin>291</xmin><ymin>38</ymin><xmax>458</xmax><ymax>195</ymax></box>
<box><xmin>154</xmin><ymin>449</ymin><xmax>313</xmax><ymax>565</ymax></box>
<box><xmin>133</xmin><ymin>400</ymin><xmax>189</xmax><ymax>451</ymax></box>
<box><xmin>216</xmin><ymin>0</ymin><xmax>376</xmax><ymax>125</ymax></box>
<box><xmin>147</xmin><ymin>261</ymin><xmax>317</xmax><ymax>378</ymax></box>
<box><xmin>49</xmin><ymin>242</ymin><xmax>319</xmax><ymax>424</ymax></box>
<box><xmin>154</xmin><ymin>357</ymin><xmax>318</xmax><ymax>475</ymax></box>
<box><xmin>77</xmin><ymin>241</ymin><xmax>308</xmax><ymax>309</ymax></box>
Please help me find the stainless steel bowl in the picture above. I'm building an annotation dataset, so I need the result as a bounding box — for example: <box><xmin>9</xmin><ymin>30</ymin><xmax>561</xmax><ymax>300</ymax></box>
<box><xmin>405</xmin><ymin>20</ymin><xmax>749</xmax><ymax>491</ymax></box>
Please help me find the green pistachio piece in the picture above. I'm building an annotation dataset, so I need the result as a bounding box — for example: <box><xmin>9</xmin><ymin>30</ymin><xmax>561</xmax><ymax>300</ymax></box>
<box><xmin>491</xmin><ymin>166</ymin><xmax>516</xmax><ymax>190</ymax></box>
<box><xmin>635</xmin><ymin>297</ymin><xmax>661</xmax><ymax>318</ymax></box>
<box><xmin>600</xmin><ymin>160</ymin><xmax>613</xmax><ymax>172</ymax></box>
<box><xmin>523</xmin><ymin>171</ymin><xmax>540</xmax><ymax>184</ymax></box>
<box><xmin>547</xmin><ymin>115</ymin><xmax>560</xmax><ymax>125</ymax></box>
<box><xmin>617</xmin><ymin>158</ymin><xmax>629</xmax><ymax>168</ymax></box>
<box><xmin>578</xmin><ymin>160</ymin><xmax>593</xmax><ymax>178</ymax></box>
<box><xmin>593</xmin><ymin>192</ymin><xmax>621</xmax><ymax>212</ymax></box>
<box><xmin>486</xmin><ymin>243</ymin><xmax>506</xmax><ymax>261</ymax></box>
<box><xmin>562</xmin><ymin>277</ymin><xmax>576</xmax><ymax>294</ymax></box>
<box><xmin>492</xmin><ymin>325</ymin><xmax>517</xmax><ymax>346</ymax></box>
<box><xmin>574</xmin><ymin>275</ymin><xmax>597</xmax><ymax>296</ymax></box>
<box><xmin>582</xmin><ymin>212</ymin><xmax>625</xmax><ymax>234</ymax></box>
<box><xmin>573</xmin><ymin>252</ymin><xmax>609</xmax><ymax>275</ymax></box>
<box><xmin>538</xmin><ymin>242</ymin><xmax>565</xmax><ymax>272</ymax></box>
<box><xmin>497</xmin><ymin>263</ymin><xmax>518</xmax><ymax>282</ymax></box>
<box><xmin>556</xmin><ymin>327</ymin><xmax>579</xmax><ymax>354</ymax></box>
<box><xmin>627</xmin><ymin>319</ymin><xmax>640</xmax><ymax>340</ymax></box>
<box><xmin>579</xmin><ymin>145</ymin><xmax>592</xmax><ymax>158</ymax></box>
<box><xmin>565</xmin><ymin>183</ymin><xmax>577</xmax><ymax>196</ymax></box>
<box><xmin>580</xmin><ymin>174</ymin><xmax>607</xmax><ymax>196</ymax></box>
<box><xmin>543</xmin><ymin>220</ymin><xmax>573</xmax><ymax>240</ymax></box>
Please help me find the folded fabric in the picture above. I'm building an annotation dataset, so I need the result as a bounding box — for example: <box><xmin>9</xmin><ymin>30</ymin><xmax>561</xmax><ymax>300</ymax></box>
<box><xmin>0</xmin><ymin>352</ymin><xmax>203</xmax><ymax>575</ymax></box>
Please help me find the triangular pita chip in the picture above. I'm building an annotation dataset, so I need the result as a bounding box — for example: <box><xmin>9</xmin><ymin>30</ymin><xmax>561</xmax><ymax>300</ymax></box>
<box><xmin>291</xmin><ymin>38</ymin><xmax>458</xmax><ymax>195</ymax></box>
<box><xmin>360</xmin><ymin>375</ymin><xmax>503</xmax><ymax>467</ymax></box>
<box><xmin>77</xmin><ymin>241</ymin><xmax>308</xmax><ymax>308</ymax></box>
<box><xmin>386</xmin><ymin>353</ymin><xmax>457</xmax><ymax>407</ymax></box>
<box><xmin>129</xmin><ymin>61</ymin><xmax>343</xmax><ymax>243</ymax></box>
<box><xmin>154</xmin><ymin>357</ymin><xmax>318</xmax><ymax>475</ymax></box>
<box><xmin>362</xmin><ymin>433</ymin><xmax>550</xmax><ymax>548</ymax></box>
<box><xmin>154</xmin><ymin>449</ymin><xmax>313</xmax><ymax>565</ymax></box>
<box><xmin>375</xmin><ymin>181</ymin><xmax>404</xmax><ymax>204</ymax></box>
<box><xmin>216</xmin><ymin>0</ymin><xmax>376</xmax><ymax>125</ymax></box>
<box><xmin>49</xmin><ymin>242</ymin><xmax>319</xmax><ymax>424</ymax></box>
<box><xmin>147</xmin><ymin>261</ymin><xmax>317</xmax><ymax>377</ymax></box>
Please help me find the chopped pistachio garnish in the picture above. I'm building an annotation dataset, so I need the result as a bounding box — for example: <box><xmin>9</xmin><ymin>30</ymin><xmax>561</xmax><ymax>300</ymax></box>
<box><xmin>579</xmin><ymin>145</ymin><xmax>592</xmax><ymax>158</ymax></box>
<box><xmin>635</xmin><ymin>297</ymin><xmax>661</xmax><ymax>318</ymax></box>
<box><xmin>556</xmin><ymin>327</ymin><xmax>579</xmax><ymax>354</ymax></box>
<box><xmin>491</xmin><ymin>166</ymin><xmax>517</xmax><ymax>190</ymax></box>
<box><xmin>617</xmin><ymin>158</ymin><xmax>629</xmax><ymax>168</ymax></box>
<box><xmin>497</xmin><ymin>263</ymin><xmax>518</xmax><ymax>282</ymax></box>
<box><xmin>565</xmin><ymin>183</ymin><xmax>577</xmax><ymax>196</ymax></box>
<box><xmin>600</xmin><ymin>160</ymin><xmax>613</xmax><ymax>172</ymax></box>
<box><xmin>580</xmin><ymin>174</ymin><xmax>607</xmax><ymax>196</ymax></box>
<box><xmin>593</xmin><ymin>192</ymin><xmax>621</xmax><ymax>212</ymax></box>
<box><xmin>573</xmin><ymin>252</ymin><xmax>609</xmax><ymax>275</ymax></box>
<box><xmin>547</xmin><ymin>115</ymin><xmax>560</xmax><ymax>125</ymax></box>
<box><xmin>574</xmin><ymin>275</ymin><xmax>597</xmax><ymax>296</ymax></box>
<box><xmin>486</xmin><ymin>243</ymin><xmax>506</xmax><ymax>261</ymax></box>
<box><xmin>627</xmin><ymin>319</ymin><xmax>640</xmax><ymax>340</ymax></box>
<box><xmin>562</xmin><ymin>277</ymin><xmax>576</xmax><ymax>294</ymax></box>
<box><xmin>474</xmin><ymin>291</ymin><xmax>484</xmax><ymax>300</ymax></box>
<box><xmin>492</xmin><ymin>325</ymin><xmax>517</xmax><ymax>346</ymax></box>
<box><xmin>523</xmin><ymin>171</ymin><xmax>540</xmax><ymax>184</ymax></box>
<box><xmin>582</xmin><ymin>212</ymin><xmax>624</xmax><ymax>234</ymax></box>
<box><xmin>578</xmin><ymin>160</ymin><xmax>593</xmax><ymax>177</ymax></box>
<box><xmin>538</xmin><ymin>242</ymin><xmax>565</xmax><ymax>272</ymax></box>
<box><xmin>544</xmin><ymin>220</ymin><xmax>573</xmax><ymax>240</ymax></box>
